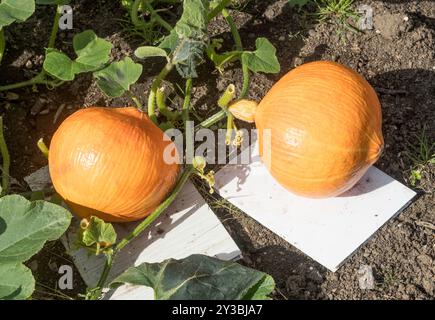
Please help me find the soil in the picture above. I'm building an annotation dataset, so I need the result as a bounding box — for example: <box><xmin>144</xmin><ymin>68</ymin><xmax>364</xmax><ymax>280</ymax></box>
<box><xmin>0</xmin><ymin>0</ymin><xmax>434</xmax><ymax>300</ymax></box>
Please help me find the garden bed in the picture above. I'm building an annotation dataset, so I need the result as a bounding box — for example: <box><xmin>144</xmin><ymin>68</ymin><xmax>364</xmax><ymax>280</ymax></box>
<box><xmin>0</xmin><ymin>0</ymin><xmax>434</xmax><ymax>300</ymax></box>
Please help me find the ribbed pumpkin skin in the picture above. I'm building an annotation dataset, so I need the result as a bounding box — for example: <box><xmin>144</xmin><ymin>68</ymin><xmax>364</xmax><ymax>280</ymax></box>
<box><xmin>255</xmin><ymin>61</ymin><xmax>384</xmax><ymax>198</ymax></box>
<box><xmin>49</xmin><ymin>107</ymin><xmax>179</xmax><ymax>222</ymax></box>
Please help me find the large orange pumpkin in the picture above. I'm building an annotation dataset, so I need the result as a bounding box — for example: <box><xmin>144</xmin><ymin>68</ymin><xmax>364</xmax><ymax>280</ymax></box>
<box><xmin>231</xmin><ymin>61</ymin><xmax>384</xmax><ymax>198</ymax></box>
<box><xmin>49</xmin><ymin>107</ymin><xmax>179</xmax><ymax>222</ymax></box>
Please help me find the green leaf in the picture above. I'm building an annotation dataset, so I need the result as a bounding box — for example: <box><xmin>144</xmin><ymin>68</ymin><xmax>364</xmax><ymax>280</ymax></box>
<box><xmin>159</xmin><ymin>0</ymin><xmax>209</xmax><ymax>78</ymax></box>
<box><xmin>134</xmin><ymin>46</ymin><xmax>168</xmax><ymax>59</ymax></box>
<box><xmin>242</xmin><ymin>37</ymin><xmax>280</xmax><ymax>74</ymax></box>
<box><xmin>43</xmin><ymin>49</ymin><xmax>75</xmax><ymax>81</ymax></box>
<box><xmin>111</xmin><ymin>254</ymin><xmax>275</xmax><ymax>300</ymax></box>
<box><xmin>0</xmin><ymin>195</ymin><xmax>72</xmax><ymax>264</ymax></box>
<box><xmin>77</xmin><ymin>216</ymin><xmax>116</xmax><ymax>255</ymax></box>
<box><xmin>173</xmin><ymin>38</ymin><xmax>206</xmax><ymax>78</ymax></box>
<box><xmin>35</xmin><ymin>0</ymin><xmax>70</xmax><ymax>4</ymax></box>
<box><xmin>158</xmin><ymin>29</ymin><xmax>178</xmax><ymax>54</ymax></box>
<box><xmin>288</xmin><ymin>0</ymin><xmax>311</xmax><ymax>7</ymax></box>
<box><xmin>175</xmin><ymin>0</ymin><xmax>209</xmax><ymax>40</ymax></box>
<box><xmin>73</xmin><ymin>30</ymin><xmax>112</xmax><ymax>72</ymax></box>
<box><xmin>0</xmin><ymin>0</ymin><xmax>35</xmax><ymax>29</ymax></box>
<box><xmin>0</xmin><ymin>263</ymin><xmax>34</xmax><ymax>300</ymax></box>
<box><xmin>0</xmin><ymin>195</ymin><xmax>71</xmax><ymax>300</ymax></box>
<box><xmin>43</xmin><ymin>30</ymin><xmax>112</xmax><ymax>81</ymax></box>
<box><xmin>94</xmin><ymin>57</ymin><xmax>143</xmax><ymax>97</ymax></box>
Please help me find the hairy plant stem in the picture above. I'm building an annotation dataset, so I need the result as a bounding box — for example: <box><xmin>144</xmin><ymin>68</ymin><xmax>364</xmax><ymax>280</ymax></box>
<box><xmin>48</xmin><ymin>5</ymin><xmax>62</xmax><ymax>49</ymax></box>
<box><xmin>156</xmin><ymin>87</ymin><xmax>178</xmax><ymax>120</ymax></box>
<box><xmin>182</xmin><ymin>78</ymin><xmax>193</xmax><ymax>123</ymax></box>
<box><xmin>0</xmin><ymin>29</ymin><xmax>5</xmax><ymax>65</ymax></box>
<box><xmin>0</xmin><ymin>117</ymin><xmax>10</xmax><ymax>196</ymax></box>
<box><xmin>222</xmin><ymin>8</ymin><xmax>250</xmax><ymax>99</ymax></box>
<box><xmin>130</xmin><ymin>0</ymin><xmax>143</xmax><ymax>28</ymax></box>
<box><xmin>197</xmin><ymin>110</ymin><xmax>226</xmax><ymax>129</ymax></box>
<box><xmin>89</xmin><ymin>166</ymin><xmax>194</xmax><ymax>299</ymax></box>
<box><xmin>225</xmin><ymin>113</ymin><xmax>234</xmax><ymax>144</ymax></box>
<box><xmin>240</xmin><ymin>62</ymin><xmax>250</xmax><ymax>98</ymax></box>
<box><xmin>148</xmin><ymin>62</ymin><xmax>174</xmax><ymax>123</ymax></box>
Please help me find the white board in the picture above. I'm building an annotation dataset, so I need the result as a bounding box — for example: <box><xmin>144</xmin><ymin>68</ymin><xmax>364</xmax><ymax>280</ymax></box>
<box><xmin>214</xmin><ymin>143</ymin><xmax>417</xmax><ymax>272</ymax></box>
<box><xmin>62</xmin><ymin>181</ymin><xmax>241</xmax><ymax>300</ymax></box>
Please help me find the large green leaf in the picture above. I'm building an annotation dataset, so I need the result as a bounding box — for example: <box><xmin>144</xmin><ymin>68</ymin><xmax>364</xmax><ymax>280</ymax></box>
<box><xmin>159</xmin><ymin>0</ymin><xmax>209</xmax><ymax>78</ymax></box>
<box><xmin>0</xmin><ymin>263</ymin><xmax>34</xmax><ymax>300</ymax></box>
<box><xmin>94</xmin><ymin>57</ymin><xmax>143</xmax><ymax>97</ymax></box>
<box><xmin>0</xmin><ymin>195</ymin><xmax>72</xmax><ymax>263</ymax></box>
<box><xmin>0</xmin><ymin>195</ymin><xmax>71</xmax><ymax>300</ymax></box>
<box><xmin>111</xmin><ymin>254</ymin><xmax>275</xmax><ymax>300</ymax></box>
<box><xmin>173</xmin><ymin>38</ymin><xmax>206</xmax><ymax>78</ymax></box>
<box><xmin>0</xmin><ymin>0</ymin><xmax>35</xmax><ymax>29</ymax></box>
<box><xmin>242</xmin><ymin>37</ymin><xmax>280</xmax><ymax>74</ymax></box>
<box><xmin>43</xmin><ymin>30</ymin><xmax>112</xmax><ymax>81</ymax></box>
<box><xmin>175</xmin><ymin>0</ymin><xmax>209</xmax><ymax>40</ymax></box>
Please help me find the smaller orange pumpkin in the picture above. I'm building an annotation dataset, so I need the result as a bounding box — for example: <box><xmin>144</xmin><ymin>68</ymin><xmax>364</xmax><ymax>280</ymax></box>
<box><xmin>48</xmin><ymin>107</ymin><xmax>180</xmax><ymax>222</ymax></box>
<box><xmin>228</xmin><ymin>61</ymin><xmax>384</xmax><ymax>198</ymax></box>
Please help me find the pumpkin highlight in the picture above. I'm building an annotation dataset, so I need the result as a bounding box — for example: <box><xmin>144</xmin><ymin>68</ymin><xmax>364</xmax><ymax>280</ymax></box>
<box><xmin>231</xmin><ymin>61</ymin><xmax>384</xmax><ymax>198</ymax></box>
<box><xmin>49</xmin><ymin>107</ymin><xmax>179</xmax><ymax>222</ymax></box>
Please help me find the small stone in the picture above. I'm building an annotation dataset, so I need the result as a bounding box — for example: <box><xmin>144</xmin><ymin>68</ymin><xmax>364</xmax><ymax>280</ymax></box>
<box><xmin>39</xmin><ymin>108</ymin><xmax>50</xmax><ymax>115</ymax></box>
<box><xmin>358</xmin><ymin>265</ymin><xmax>375</xmax><ymax>290</ymax></box>
<box><xmin>279</xmin><ymin>35</ymin><xmax>286</xmax><ymax>41</ymax></box>
<box><xmin>25</xmin><ymin>60</ymin><xmax>33</xmax><ymax>69</ymax></box>
<box><xmin>31</xmin><ymin>97</ymin><xmax>49</xmax><ymax>115</ymax></box>
<box><xmin>28</xmin><ymin>260</ymin><xmax>38</xmax><ymax>272</ymax></box>
<box><xmin>308</xmin><ymin>29</ymin><xmax>317</xmax><ymax>37</ymax></box>
<box><xmin>416</xmin><ymin>254</ymin><xmax>432</xmax><ymax>265</ymax></box>
<box><xmin>294</xmin><ymin>57</ymin><xmax>303</xmax><ymax>66</ymax></box>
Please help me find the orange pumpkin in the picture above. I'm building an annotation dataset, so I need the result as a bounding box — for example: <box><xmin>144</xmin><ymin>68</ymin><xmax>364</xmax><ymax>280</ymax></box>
<box><xmin>231</xmin><ymin>61</ymin><xmax>384</xmax><ymax>198</ymax></box>
<box><xmin>49</xmin><ymin>107</ymin><xmax>179</xmax><ymax>222</ymax></box>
